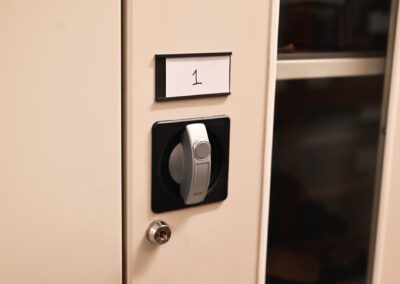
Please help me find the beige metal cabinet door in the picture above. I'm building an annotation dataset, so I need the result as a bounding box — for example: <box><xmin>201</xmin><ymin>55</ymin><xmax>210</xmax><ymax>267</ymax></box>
<box><xmin>0</xmin><ymin>1</ymin><xmax>122</xmax><ymax>283</ymax></box>
<box><xmin>124</xmin><ymin>0</ymin><xmax>271</xmax><ymax>283</ymax></box>
<box><xmin>124</xmin><ymin>0</ymin><xmax>400</xmax><ymax>284</ymax></box>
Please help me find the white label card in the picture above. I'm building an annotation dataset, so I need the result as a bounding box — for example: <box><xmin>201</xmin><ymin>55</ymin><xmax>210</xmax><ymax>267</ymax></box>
<box><xmin>165</xmin><ymin>55</ymin><xmax>231</xmax><ymax>98</ymax></box>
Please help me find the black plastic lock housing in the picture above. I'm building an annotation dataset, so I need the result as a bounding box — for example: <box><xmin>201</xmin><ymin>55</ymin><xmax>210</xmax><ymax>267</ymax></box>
<box><xmin>151</xmin><ymin>115</ymin><xmax>230</xmax><ymax>213</ymax></box>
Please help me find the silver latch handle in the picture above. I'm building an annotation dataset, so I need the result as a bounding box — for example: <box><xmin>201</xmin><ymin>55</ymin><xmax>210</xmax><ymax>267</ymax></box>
<box><xmin>169</xmin><ymin>123</ymin><xmax>211</xmax><ymax>205</ymax></box>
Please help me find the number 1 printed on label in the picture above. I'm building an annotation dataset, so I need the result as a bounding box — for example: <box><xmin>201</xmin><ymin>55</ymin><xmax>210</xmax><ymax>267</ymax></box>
<box><xmin>192</xmin><ymin>69</ymin><xmax>203</xmax><ymax>86</ymax></box>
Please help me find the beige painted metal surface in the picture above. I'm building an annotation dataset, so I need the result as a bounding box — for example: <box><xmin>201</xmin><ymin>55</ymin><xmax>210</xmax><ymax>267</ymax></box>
<box><xmin>0</xmin><ymin>1</ymin><xmax>122</xmax><ymax>283</ymax></box>
<box><xmin>258</xmin><ymin>0</ymin><xmax>280</xmax><ymax>282</ymax></box>
<box><xmin>124</xmin><ymin>0</ymin><xmax>271</xmax><ymax>283</ymax></box>
<box><xmin>372</xmin><ymin>2</ymin><xmax>400</xmax><ymax>283</ymax></box>
<box><xmin>3</xmin><ymin>0</ymin><xmax>400</xmax><ymax>283</ymax></box>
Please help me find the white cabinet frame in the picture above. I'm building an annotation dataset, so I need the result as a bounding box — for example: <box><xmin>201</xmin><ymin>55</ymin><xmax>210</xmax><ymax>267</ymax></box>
<box><xmin>257</xmin><ymin>0</ymin><xmax>400</xmax><ymax>283</ymax></box>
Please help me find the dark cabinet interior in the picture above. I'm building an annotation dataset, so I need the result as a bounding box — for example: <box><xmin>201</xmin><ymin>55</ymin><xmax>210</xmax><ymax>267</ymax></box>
<box><xmin>278</xmin><ymin>0</ymin><xmax>391</xmax><ymax>58</ymax></box>
<box><xmin>266</xmin><ymin>76</ymin><xmax>384</xmax><ymax>284</ymax></box>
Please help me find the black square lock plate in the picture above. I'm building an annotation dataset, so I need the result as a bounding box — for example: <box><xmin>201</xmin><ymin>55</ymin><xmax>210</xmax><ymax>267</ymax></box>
<box><xmin>152</xmin><ymin>115</ymin><xmax>230</xmax><ymax>213</ymax></box>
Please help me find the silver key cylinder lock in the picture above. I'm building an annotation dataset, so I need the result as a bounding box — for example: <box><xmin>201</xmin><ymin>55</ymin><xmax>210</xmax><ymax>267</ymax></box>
<box><xmin>146</xmin><ymin>220</ymin><xmax>171</xmax><ymax>246</ymax></box>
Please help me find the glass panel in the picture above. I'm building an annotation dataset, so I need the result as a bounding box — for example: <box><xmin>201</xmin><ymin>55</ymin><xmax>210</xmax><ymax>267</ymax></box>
<box><xmin>278</xmin><ymin>0</ymin><xmax>391</xmax><ymax>58</ymax></box>
<box><xmin>266</xmin><ymin>76</ymin><xmax>384</xmax><ymax>284</ymax></box>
